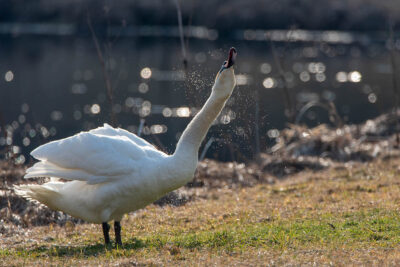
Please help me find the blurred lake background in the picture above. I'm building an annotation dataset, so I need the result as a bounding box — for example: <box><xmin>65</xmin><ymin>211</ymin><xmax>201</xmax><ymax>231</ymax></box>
<box><xmin>2</xmin><ymin>0</ymin><xmax>400</xmax><ymax>163</ymax></box>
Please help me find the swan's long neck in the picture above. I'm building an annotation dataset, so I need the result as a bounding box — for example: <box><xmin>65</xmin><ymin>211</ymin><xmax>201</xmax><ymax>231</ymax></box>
<box><xmin>173</xmin><ymin>91</ymin><xmax>229</xmax><ymax>161</ymax></box>
<box><xmin>158</xmin><ymin>91</ymin><xmax>229</xmax><ymax>193</ymax></box>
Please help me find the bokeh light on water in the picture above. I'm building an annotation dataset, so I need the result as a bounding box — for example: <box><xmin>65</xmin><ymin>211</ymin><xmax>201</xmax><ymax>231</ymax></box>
<box><xmin>140</xmin><ymin>67</ymin><xmax>152</xmax><ymax>79</ymax></box>
<box><xmin>0</xmin><ymin>24</ymin><xmax>397</xmax><ymax>162</ymax></box>
<box><xmin>4</xmin><ymin>70</ymin><xmax>14</xmax><ymax>82</ymax></box>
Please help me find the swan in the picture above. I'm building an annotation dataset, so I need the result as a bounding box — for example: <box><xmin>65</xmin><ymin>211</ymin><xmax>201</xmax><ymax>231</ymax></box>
<box><xmin>15</xmin><ymin>47</ymin><xmax>237</xmax><ymax>246</ymax></box>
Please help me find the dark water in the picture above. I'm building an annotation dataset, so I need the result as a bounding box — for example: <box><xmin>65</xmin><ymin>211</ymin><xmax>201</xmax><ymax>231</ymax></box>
<box><xmin>0</xmin><ymin>30</ymin><xmax>396</xmax><ymax>163</ymax></box>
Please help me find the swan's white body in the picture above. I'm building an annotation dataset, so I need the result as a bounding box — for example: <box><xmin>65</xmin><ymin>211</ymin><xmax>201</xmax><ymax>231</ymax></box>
<box><xmin>15</xmin><ymin>64</ymin><xmax>236</xmax><ymax>225</ymax></box>
<box><xmin>17</xmin><ymin>124</ymin><xmax>196</xmax><ymax>223</ymax></box>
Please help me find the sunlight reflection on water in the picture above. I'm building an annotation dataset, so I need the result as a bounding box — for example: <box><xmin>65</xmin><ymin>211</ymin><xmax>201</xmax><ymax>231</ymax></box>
<box><xmin>0</xmin><ymin>27</ymin><xmax>395</xmax><ymax>161</ymax></box>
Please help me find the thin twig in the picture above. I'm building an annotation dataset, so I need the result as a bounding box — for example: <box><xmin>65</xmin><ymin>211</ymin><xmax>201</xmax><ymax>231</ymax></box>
<box><xmin>295</xmin><ymin>101</ymin><xmax>342</xmax><ymax>128</ymax></box>
<box><xmin>87</xmin><ymin>14</ymin><xmax>117</xmax><ymax>126</ymax></box>
<box><xmin>111</xmin><ymin>20</ymin><xmax>126</xmax><ymax>45</ymax></box>
<box><xmin>144</xmin><ymin>120</ymin><xmax>167</xmax><ymax>152</ymax></box>
<box><xmin>389</xmin><ymin>21</ymin><xmax>399</xmax><ymax>110</ymax></box>
<box><xmin>0</xmin><ymin>108</ymin><xmax>9</xmax><ymax>160</ymax></box>
<box><xmin>185</xmin><ymin>1</ymin><xmax>194</xmax><ymax>57</ymax></box>
<box><xmin>137</xmin><ymin>119</ymin><xmax>167</xmax><ymax>152</ymax></box>
<box><xmin>269</xmin><ymin>34</ymin><xmax>295</xmax><ymax>123</ymax></box>
<box><xmin>328</xmin><ymin>101</ymin><xmax>343</xmax><ymax>128</ymax></box>
<box><xmin>199</xmin><ymin>137</ymin><xmax>215</xmax><ymax>161</ymax></box>
<box><xmin>254</xmin><ymin>90</ymin><xmax>261</xmax><ymax>161</ymax></box>
<box><xmin>389</xmin><ymin>19</ymin><xmax>400</xmax><ymax>147</ymax></box>
<box><xmin>137</xmin><ymin>119</ymin><xmax>145</xmax><ymax>137</ymax></box>
<box><xmin>173</xmin><ymin>0</ymin><xmax>188</xmax><ymax>70</ymax></box>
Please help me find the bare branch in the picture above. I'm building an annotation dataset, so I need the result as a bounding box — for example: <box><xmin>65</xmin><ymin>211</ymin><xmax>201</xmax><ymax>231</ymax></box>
<box><xmin>87</xmin><ymin>14</ymin><xmax>117</xmax><ymax>126</ymax></box>
<box><xmin>269</xmin><ymin>38</ymin><xmax>295</xmax><ymax>123</ymax></box>
<box><xmin>173</xmin><ymin>0</ymin><xmax>188</xmax><ymax>70</ymax></box>
<box><xmin>389</xmin><ymin>19</ymin><xmax>400</xmax><ymax>147</ymax></box>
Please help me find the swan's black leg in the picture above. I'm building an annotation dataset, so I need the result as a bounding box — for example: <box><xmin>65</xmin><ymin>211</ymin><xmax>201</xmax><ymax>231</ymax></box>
<box><xmin>114</xmin><ymin>221</ymin><xmax>122</xmax><ymax>246</ymax></box>
<box><xmin>102</xmin><ymin>222</ymin><xmax>111</xmax><ymax>245</ymax></box>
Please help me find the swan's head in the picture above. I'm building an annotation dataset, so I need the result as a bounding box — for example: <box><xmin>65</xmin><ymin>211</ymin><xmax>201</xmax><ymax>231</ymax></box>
<box><xmin>212</xmin><ymin>47</ymin><xmax>237</xmax><ymax>100</ymax></box>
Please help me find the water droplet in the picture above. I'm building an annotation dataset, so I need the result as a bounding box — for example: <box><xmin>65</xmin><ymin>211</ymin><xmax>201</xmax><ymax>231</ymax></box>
<box><xmin>220</xmin><ymin>115</ymin><xmax>231</xmax><ymax>124</ymax></box>
<box><xmin>125</xmin><ymin>97</ymin><xmax>135</xmax><ymax>108</ymax></box>
<box><xmin>315</xmin><ymin>73</ymin><xmax>326</xmax><ymax>82</ymax></box>
<box><xmin>21</xmin><ymin>103</ymin><xmax>29</xmax><ymax>113</ymax></box>
<box><xmin>336</xmin><ymin>72</ymin><xmax>348</xmax><ymax>83</ymax></box>
<box><xmin>260</xmin><ymin>63</ymin><xmax>272</xmax><ymax>74</ymax></box>
<box><xmin>5</xmin><ymin>71</ymin><xmax>14</xmax><ymax>82</ymax></box>
<box><xmin>6</xmin><ymin>137</ymin><xmax>12</xmax><ymax>145</ymax></box>
<box><xmin>15</xmin><ymin>155</ymin><xmax>25</xmax><ymax>165</ymax></box>
<box><xmin>22</xmin><ymin>137</ymin><xmax>30</xmax><ymax>146</ymax></box>
<box><xmin>267</xmin><ymin>129</ymin><xmax>280</xmax><ymax>138</ymax></box>
<box><xmin>348</xmin><ymin>71</ymin><xmax>362</xmax><ymax>83</ymax></box>
<box><xmin>263</xmin><ymin>77</ymin><xmax>276</xmax><ymax>88</ymax></box>
<box><xmin>49</xmin><ymin>127</ymin><xmax>57</xmax><ymax>136</ymax></box>
<box><xmin>138</xmin><ymin>83</ymin><xmax>149</xmax><ymax>93</ymax></box>
<box><xmin>29</xmin><ymin>129</ymin><xmax>36</xmax><ymax>138</ymax></box>
<box><xmin>73</xmin><ymin>110</ymin><xmax>82</xmax><ymax>120</ymax></box>
<box><xmin>71</xmin><ymin>83</ymin><xmax>88</xmax><ymax>94</ymax></box>
<box><xmin>176</xmin><ymin>107</ymin><xmax>190</xmax><ymax>117</ymax></box>
<box><xmin>41</xmin><ymin>127</ymin><xmax>50</xmax><ymax>138</ymax></box>
<box><xmin>368</xmin><ymin>93</ymin><xmax>377</xmax><ymax>103</ymax></box>
<box><xmin>90</xmin><ymin>104</ymin><xmax>101</xmax><ymax>114</ymax></box>
<box><xmin>300</xmin><ymin>71</ymin><xmax>310</xmax><ymax>82</ymax></box>
<box><xmin>292</xmin><ymin>62</ymin><xmax>304</xmax><ymax>73</ymax></box>
<box><xmin>150</xmin><ymin>124</ymin><xmax>167</xmax><ymax>134</ymax></box>
<box><xmin>162</xmin><ymin>107</ymin><xmax>172</xmax><ymax>117</ymax></box>
<box><xmin>50</xmin><ymin>111</ymin><xmax>63</xmax><ymax>121</ymax></box>
<box><xmin>18</xmin><ymin>114</ymin><xmax>26</xmax><ymax>124</ymax></box>
<box><xmin>12</xmin><ymin>145</ymin><xmax>21</xmax><ymax>154</ymax></box>
<box><xmin>236</xmin><ymin>74</ymin><xmax>250</xmax><ymax>85</ymax></box>
<box><xmin>140</xmin><ymin>67</ymin><xmax>152</xmax><ymax>79</ymax></box>
<box><xmin>12</xmin><ymin>121</ymin><xmax>19</xmax><ymax>130</ymax></box>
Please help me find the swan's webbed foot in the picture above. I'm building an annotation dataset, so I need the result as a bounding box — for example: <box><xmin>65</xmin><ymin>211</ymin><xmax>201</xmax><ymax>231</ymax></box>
<box><xmin>102</xmin><ymin>222</ymin><xmax>111</xmax><ymax>245</ymax></box>
<box><xmin>114</xmin><ymin>221</ymin><xmax>122</xmax><ymax>246</ymax></box>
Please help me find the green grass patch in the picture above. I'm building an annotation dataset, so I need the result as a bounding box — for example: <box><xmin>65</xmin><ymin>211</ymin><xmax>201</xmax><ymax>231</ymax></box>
<box><xmin>2</xmin><ymin>208</ymin><xmax>399</xmax><ymax>261</ymax></box>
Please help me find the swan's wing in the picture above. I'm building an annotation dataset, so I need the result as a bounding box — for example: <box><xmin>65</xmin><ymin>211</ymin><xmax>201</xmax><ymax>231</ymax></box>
<box><xmin>89</xmin><ymin>124</ymin><xmax>165</xmax><ymax>159</ymax></box>
<box><xmin>25</xmin><ymin>124</ymin><xmax>166</xmax><ymax>184</ymax></box>
<box><xmin>89</xmin><ymin>123</ymin><xmax>154</xmax><ymax>148</ymax></box>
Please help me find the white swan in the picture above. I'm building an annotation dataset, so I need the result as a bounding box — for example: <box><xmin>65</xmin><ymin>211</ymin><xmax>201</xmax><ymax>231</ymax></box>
<box><xmin>15</xmin><ymin>47</ymin><xmax>237</xmax><ymax>246</ymax></box>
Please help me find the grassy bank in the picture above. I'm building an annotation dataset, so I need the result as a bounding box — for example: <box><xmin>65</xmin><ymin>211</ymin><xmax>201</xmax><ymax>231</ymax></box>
<box><xmin>2</xmin><ymin>157</ymin><xmax>400</xmax><ymax>265</ymax></box>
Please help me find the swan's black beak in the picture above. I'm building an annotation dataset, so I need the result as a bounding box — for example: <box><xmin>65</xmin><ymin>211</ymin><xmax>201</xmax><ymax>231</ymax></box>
<box><xmin>218</xmin><ymin>47</ymin><xmax>237</xmax><ymax>75</ymax></box>
<box><xmin>225</xmin><ymin>47</ymin><xmax>237</xmax><ymax>68</ymax></box>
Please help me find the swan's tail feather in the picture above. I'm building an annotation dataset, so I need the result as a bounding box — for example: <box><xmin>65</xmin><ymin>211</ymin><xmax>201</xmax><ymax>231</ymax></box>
<box><xmin>14</xmin><ymin>184</ymin><xmax>61</xmax><ymax>210</ymax></box>
<box><xmin>24</xmin><ymin>161</ymin><xmax>100</xmax><ymax>182</ymax></box>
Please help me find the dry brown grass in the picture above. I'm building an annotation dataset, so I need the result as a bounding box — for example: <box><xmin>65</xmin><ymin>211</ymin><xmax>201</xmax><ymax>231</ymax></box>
<box><xmin>2</xmin><ymin>156</ymin><xmax>400</xmax><ymax>266</ymax></box>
